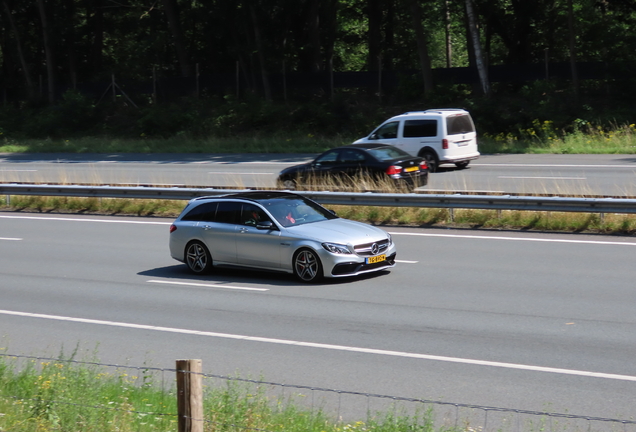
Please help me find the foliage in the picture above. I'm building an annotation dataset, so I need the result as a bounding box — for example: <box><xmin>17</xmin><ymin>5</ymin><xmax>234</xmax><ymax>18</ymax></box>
<box><xmin>0</xmin><ymin>350</ymin><xmax>445</xmax><ymax>432</ymax></box>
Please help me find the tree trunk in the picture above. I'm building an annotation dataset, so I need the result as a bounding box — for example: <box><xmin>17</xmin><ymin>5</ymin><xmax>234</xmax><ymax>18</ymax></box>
<box><xmin>36</xmin><ymin>0</ymin><xmax>56</xmax><ymax>103</ymax></box>
<box><xmin>465</xmin><ymin>0</ymin><xmax>490</xmax><ymax>96</ymax></box>
<box><xmin>445</xmin><ymin>0</ymin><xmax>452</xmax><ymax>68</ymax></box>
<box><xmin>87</xmin><ymin>0</ymin><xmax>104</xmax><ymax>75</ymax></box>
<box><xmin>162</xmin><ymin>0</ymin><xmax>192</xmax><ymax>77</ymax></box>
<box><xmin>307</xmin><ymin>0</ymin><xmax>322</xmax><ymax>73</ymax></box>
<box><xmin>408</xmin><ymin>0</ymin><xmax>433</xmax><ymax>95</ymax></box>
<box><xmin>3</xmin><ymin>0</ymin><xmax>34</xmax><ymax>98</ymax></box>
<box><xmin>367</xmin><ymin>0</ymin><xmax>382</xmax><ymax>71</ymax></box>
<box><xmin>250</xmin><ymin>5</ymin><xmax>272</xmax><ymax>100</ymax></box>
<box><xmin>567</xmin><ymin>0</ymin><xmax>579</xmax><ymax>97</ymax></box>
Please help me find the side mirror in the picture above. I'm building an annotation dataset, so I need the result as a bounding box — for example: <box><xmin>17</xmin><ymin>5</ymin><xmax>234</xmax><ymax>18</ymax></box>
<box><xmin>328</xmin><ymin>209</ymin><xmax>337</xmax><ymax>216</ymax></box>
<box><xmin>256</xmin><ymin>220</ymin><xmax>276</xmax><ymax>230</ymax></box>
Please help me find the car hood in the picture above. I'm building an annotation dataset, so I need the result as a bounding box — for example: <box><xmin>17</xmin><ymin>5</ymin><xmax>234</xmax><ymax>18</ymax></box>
<box><xmin>283</xmin><ymin>218</ymin><xmax>388</xmax><ymax>244</ymax></box>
<box><xmin>279</xmin><ymin>163</ymin><xmax>311</xmax><ymax>176</ymax></box>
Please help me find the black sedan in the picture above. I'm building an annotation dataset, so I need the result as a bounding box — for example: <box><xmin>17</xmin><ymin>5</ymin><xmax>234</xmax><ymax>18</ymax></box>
<box><xmin>277</xmin><ymin>143</ymin><xmax>428</xmax><ymax>190</ymax></box>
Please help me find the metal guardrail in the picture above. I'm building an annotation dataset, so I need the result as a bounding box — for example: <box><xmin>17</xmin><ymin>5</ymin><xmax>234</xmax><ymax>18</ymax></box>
<box><xmin>2</xmin><ymin>183</ymin><xmax>636</xmax><ymax>214</ymax></box>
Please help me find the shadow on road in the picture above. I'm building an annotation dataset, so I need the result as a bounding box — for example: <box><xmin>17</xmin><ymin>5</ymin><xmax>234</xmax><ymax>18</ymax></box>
<box><xmin>138</xmin><ymin>265</ymin><xmax>391</xmax><ymax>287</ymax></box>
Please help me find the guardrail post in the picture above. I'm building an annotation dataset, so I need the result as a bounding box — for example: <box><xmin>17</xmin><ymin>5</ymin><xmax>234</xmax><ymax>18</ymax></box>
<box><xmin>176</xmin><ymin>359</ymin><xmax>204</xmax><ymax>432</ymax></box>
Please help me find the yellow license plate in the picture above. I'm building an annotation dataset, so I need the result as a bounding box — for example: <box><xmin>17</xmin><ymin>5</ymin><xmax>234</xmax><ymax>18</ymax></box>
<box><xmin>367</xmin><ymin>254</ymin><xmax>386</xmax><ymax>264</ymax></box>
<box><xmin>405</xmin><ymin>166</ymin><xmax>419</xmax><ymax>172</ymax></box>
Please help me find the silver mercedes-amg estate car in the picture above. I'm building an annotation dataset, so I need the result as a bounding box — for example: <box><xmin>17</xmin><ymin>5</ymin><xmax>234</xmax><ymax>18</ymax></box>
<box><xmin>169</xmin><ymin>191</ymin><xmax>396</xmax><ymax>282</ymax></box>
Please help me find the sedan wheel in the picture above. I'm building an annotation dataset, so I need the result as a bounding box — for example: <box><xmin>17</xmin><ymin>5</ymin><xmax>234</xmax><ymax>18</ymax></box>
<box><xmin>293</xmin><ymin>248</ymin><xmax>322</xmax><ymax>283</ymax></box>
<box><xmin>185</xmin><ymin>241</ymin><xmax>212</xmax><ymax>274</ymax></box>
<box><xmin>280</xmin><ymin>178</ymin><xmax>297</xmax><ymax>190</ymax></box>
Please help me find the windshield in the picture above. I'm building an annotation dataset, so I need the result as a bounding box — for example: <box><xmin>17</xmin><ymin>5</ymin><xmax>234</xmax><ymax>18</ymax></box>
<box><xmin>260</xmin><ymin>196</ymin><xmax>337</xmax><ymax>227</ymax></box>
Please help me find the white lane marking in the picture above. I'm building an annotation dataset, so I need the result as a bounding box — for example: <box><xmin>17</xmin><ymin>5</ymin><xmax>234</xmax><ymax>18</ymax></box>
<box><xmin>389</xmin><ymin>232</ymin><xmax>636</xmax><ymax>246</ymax></box>
<box><xmin>0</xmin><ymin>237</ymin><xmax>22</xmax><ymax>241</ymax></box>
<box><xmin>498</xmin><ymin>176</ymin><xmax>586</xmax><ymax>180</ymax></box>
<box><xmin>2</xmin><ymin>308</ymin><xmax>635</xmax><ymax>382</ymax></box>
<box><xmin>0</xmin><ymin>169</ymin><xmax>38</xmax><ymax>172</ymax></box>
<box><xmin>395</xmin><ymin>259</ymin><xmax>418</xmax><ymax>264</ymax></box>
<box><xmin>475</xmin><ymin>163</ymin><xmax>636</xmax><ymax>169</ymax></box>
<box><xmin>147</xmin><ymin>279</ymin><xmax>269</xmax><ymax>292</ymax></box>
<box><xmin>0</xmin><ymin>215</ymin><xmax>171</xmax><ymax>225</ymax></box>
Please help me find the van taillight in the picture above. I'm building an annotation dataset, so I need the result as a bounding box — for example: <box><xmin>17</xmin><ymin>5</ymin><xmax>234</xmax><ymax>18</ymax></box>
<box><xmin>170</xmin><ymin>224</ymin><xmax>177</xmax><ymax>233</ymax></box>
<box><xmin>386</xmin><ymin>165</ymin><xmax>401</xmax><ymax>175</ymax></box>
<box><xmin>442</xmin><ymin>139</ymin><xmax>449</xmax><ymax>149</ymax></box>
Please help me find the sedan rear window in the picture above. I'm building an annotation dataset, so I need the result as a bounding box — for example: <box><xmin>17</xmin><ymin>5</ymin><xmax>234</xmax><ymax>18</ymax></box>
<box><xmin>366</xmin><ymin>146</ymin><xmax>410</xmax><ymax>161</ymax></box>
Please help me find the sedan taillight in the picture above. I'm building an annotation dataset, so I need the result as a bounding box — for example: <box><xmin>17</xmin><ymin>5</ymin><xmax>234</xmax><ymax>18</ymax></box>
<box><xmin>420</xmin><ymin>160</ymin><xmax>428</xmax><ymax>170</ymax></box>
<box><xmin>169</xmin><ymin>224</ymin><xmax>177</xmax><ymax>233</ymax></box>
<box><xmin>386</xmin><ymin>165</ymin><xmax>402</xmax><ymax>176</ymax></box>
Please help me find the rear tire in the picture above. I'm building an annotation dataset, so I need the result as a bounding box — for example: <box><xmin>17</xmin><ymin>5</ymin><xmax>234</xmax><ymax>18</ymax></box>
<box><xmin>455</xmin><ymin>161</ymin><xmax>470</xmax><ymax>169</ymax></box>
<box><xmin>185</xmin><ymin>241</ymin><xmax>212</xmax><ymax>274</ymax></box>
<box><xmin>421</xmin><ymin>151</ymin><xmax>439</xmax><ymax>173</ymax></box>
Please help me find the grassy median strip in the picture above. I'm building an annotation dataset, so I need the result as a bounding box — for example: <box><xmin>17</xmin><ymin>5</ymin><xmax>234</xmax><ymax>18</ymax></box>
<box><xmin>2</xmin><ymin>195</ymin><xmax>635</xmax><ymax>235</ymax></box>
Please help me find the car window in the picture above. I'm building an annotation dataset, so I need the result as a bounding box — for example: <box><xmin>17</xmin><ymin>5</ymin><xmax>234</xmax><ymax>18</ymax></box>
<box><xmin>239</xmin><ymin>203</ymin><xmax>271</xmax><ymax>227</ymax></box>
<box><xmin>339</xmin><ymin>149</ymin><xmax>366</xmax><ymax>163</ymax></box>
<box><xmin>181</xmin><ymin>202</ymin><xmax>218</xmax><ymax>221</ymax></box>
<box><xmin>371</xmin><ymin>121</ymin><xmax>398</xmax><ymax>140</ymax></box>
<box><xmin>446</xmin><ymin>114</ymin><xmax>475</xmax><ymax>135</ymax></box>
<box><xmin>315</xmin><ymin>150</ymin><xmax>340</xmax><ymax>165</ymax></box>
<box><xmin>260</xmin><ymin>196</ymin><xmax>337</xmax><ymax>227</ymax></box>
<box><xmin>367</xmin><ymin>146</ymin><xmax>410</xmax><ymax>161</ymax></box>
<box><xmin>403</xmin><ymin>119</ymin><xmax>437</xmax><ymax>138</ymax></box>
<box><xmin>215</xmin><ymin>201</ymin><xmax>241</xmax><ymax>224</ymax></box>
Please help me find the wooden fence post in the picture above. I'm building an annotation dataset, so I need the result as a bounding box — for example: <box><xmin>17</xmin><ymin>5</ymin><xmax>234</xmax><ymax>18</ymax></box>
<box><xmin>176</xmin><ymin>359</ymin><xmax>204</xmax><ymax>432</ymax></box>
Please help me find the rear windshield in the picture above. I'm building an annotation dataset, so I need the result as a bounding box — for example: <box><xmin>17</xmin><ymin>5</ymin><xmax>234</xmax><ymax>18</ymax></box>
<box><xmin>367</xmin><ymin>146</ymin><xmax>411</xmax><ymax>161</ymax></box>
<box><xmin>446</xmin><ymin>114</ymin><xmax>475</xmax><ymax>135</ymax></box>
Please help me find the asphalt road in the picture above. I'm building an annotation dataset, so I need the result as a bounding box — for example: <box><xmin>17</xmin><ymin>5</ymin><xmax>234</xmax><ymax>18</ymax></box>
<box><xmin>1</xmin><ymin>212</ymin><xmax>635</xmax><ymax>425</ymax></box>
<box><xmin>1</xmin><ymin>153</ymin><xmax>636</xmax><ymax>195</ymax></box>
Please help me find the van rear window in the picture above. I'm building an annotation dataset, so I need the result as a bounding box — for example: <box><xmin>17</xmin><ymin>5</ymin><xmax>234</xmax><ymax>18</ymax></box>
<box><xmin>446</xmin><ymin>115</ymin><xmax>475</xmax><ymax>135</ymax></box>
<box><xmin>403</xmin><ymin>120</ymin><xmax>437</xmax><ymax>137</ymax></box>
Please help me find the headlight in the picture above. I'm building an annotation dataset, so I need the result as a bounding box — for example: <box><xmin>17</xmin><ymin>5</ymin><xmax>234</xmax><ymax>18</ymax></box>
<box><xmin>322</xmin><ymin>242</ymin><xmax>352</xmax><ymax>254</ymax></box>
<box><xmin>387</xmin><ymin>232</ymin><xmax>392</xmax><ymax>245</ymax></box>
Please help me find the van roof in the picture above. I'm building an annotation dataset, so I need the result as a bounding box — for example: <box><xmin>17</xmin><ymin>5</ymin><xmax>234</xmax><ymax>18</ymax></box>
<box><xmin>401</xmin><ymin>108</ymin><xmax>468</xmax><ymax>116</ymax></box>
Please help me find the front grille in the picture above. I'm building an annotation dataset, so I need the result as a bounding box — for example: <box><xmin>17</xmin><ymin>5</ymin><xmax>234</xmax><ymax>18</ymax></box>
<box><xmin>354</xmin><ymin>239</ymin><xmax>390</xmax><ymax>257</ymax></box>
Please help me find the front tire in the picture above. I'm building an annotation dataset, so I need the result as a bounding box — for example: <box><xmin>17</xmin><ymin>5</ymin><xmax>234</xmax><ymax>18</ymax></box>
<box><xmin>279</xmin><ymin>178</ymin><xmax>297</xmax><ymax>190</ymax></box>
<box><xmin>185</xmin><ymin>241</ymin><xmax>212</xmax><ymax>274</ymax></box>
<box><xmin>293</xmin><ymin>248</ymin><xmax>323</xmax><ymax>283</ymax></box>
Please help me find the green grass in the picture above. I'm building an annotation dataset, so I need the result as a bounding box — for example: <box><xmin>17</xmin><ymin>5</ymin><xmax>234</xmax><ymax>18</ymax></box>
<box><xmin>1</xmin><ymin>122</ymin><xmax>636</xmax><ymax>155</ymax></box>
<box><xmin>0</xmin><ymin>351</ymin><xmax>442</xmax><ymax>432</ymax></box>
<box><xmin>2</xmin><ymin>195</ymin><xmax>636</xmax><ymax>235</ymax></box>
<box><xmin>479</xmin><ymin>122</ymin><xmax>636</xmax><ymax>155</ymax></box>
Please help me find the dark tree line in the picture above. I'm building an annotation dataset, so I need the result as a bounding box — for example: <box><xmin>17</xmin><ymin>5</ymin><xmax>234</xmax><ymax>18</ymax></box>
<box><xmin>1</xmin><ymin>0</ymin><xmax>635</xmax><ymax>104</ymax></box>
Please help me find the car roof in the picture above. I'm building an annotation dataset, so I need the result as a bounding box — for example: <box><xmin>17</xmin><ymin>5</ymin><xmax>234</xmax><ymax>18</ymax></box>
<box><xmin>342</xmin><ymin>143</ymin><xmax>396</xmax><ymax>150</ymax></box>
<box><xmin>192</xmin><ymin>191</ymin><xmax>303</xmax><ymax>203</ymax></box>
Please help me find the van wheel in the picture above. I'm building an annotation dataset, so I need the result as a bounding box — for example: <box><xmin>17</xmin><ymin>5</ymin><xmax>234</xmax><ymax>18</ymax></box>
<box><xmin>455</xmin><ymin>161</ymin><xmax>470</xmax><ymax>169</ymax></box>
<box><xmin>421</xmin><ymin>151</ymin><xmax>439</xmax><ymax>173</ymax></box>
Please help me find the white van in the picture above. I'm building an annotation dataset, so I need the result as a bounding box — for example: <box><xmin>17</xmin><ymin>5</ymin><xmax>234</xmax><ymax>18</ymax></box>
<box><xmin>353</xmin><ymin>109</ymin><xmax>479</xmax><ymax>172</ymax></box>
